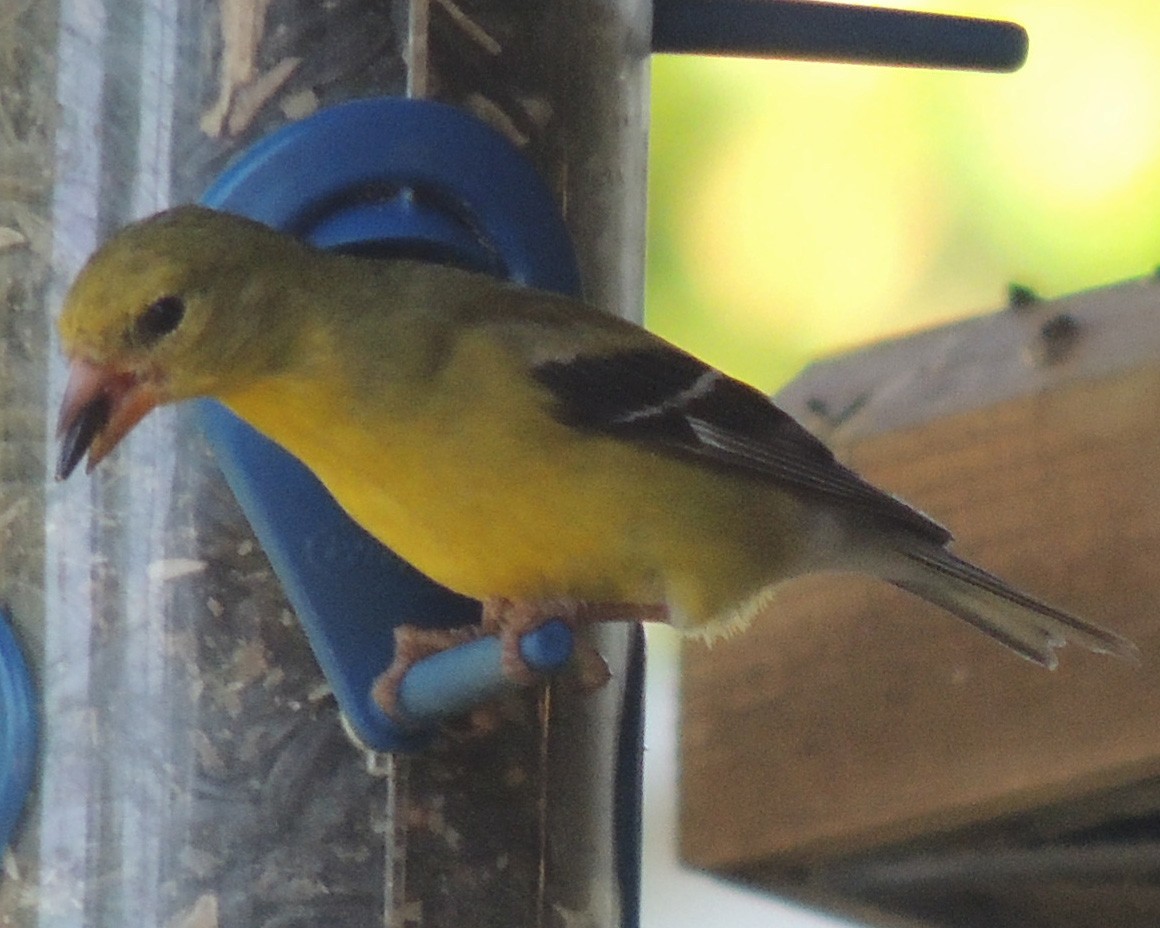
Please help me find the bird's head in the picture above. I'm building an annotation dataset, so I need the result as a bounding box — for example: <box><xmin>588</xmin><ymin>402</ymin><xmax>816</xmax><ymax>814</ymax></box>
<box><xmin>55</xmin><ymin>205</ymin><xmax>307</xmax><ymax>479</ymax></box>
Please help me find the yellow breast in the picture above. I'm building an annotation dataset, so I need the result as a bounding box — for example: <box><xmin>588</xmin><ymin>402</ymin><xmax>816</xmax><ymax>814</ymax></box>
<box><xmin>218</xmin><ymin>328</ymin><xmax>807</xmax><ymax>625</ymax></box>
<box><xmin>218</xmin><ymin>336</ymin><xmax>666</xmax><ymax>604</ymax></box>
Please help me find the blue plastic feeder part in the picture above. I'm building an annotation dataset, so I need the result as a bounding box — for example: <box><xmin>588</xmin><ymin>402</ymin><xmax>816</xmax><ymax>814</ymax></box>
<box><xmin>395</xmin><ymin>618</ymin><xmax>574</xmax><ymax>725</ymax></box>
<box><xmin>0</xmin><ymin>609</ymin><xmax>35</xmax><ymax>854</ymax></box>
<box><xmin>199</xmin><ymin>98</ymin><xmax>582</xmax><ymax>752</ymax></box>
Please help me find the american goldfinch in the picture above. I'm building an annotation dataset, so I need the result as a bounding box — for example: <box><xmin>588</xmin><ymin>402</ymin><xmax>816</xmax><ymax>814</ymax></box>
<box><xmin>56</xmin><ymin>207</ymin><xmax>1136</xmax><ymax>712</ymax></box>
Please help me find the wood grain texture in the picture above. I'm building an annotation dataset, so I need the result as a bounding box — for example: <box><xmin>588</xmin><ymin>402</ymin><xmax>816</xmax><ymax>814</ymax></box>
<box><xmin>680</xmin><ymin>277</ymin><xmax>1160</xmax><ymax>872</ymax></box>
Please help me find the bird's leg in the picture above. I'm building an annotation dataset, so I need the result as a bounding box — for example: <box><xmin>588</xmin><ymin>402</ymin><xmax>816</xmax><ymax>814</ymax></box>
<box><xmin>371</xmin><ymin>624</ymin><xmax>481</xmax><ymax>718</ymax></box>
<box><xmin>482</xmin><ymin>598</ymin><xmax>669</xmax><ymax>690</ymax></box>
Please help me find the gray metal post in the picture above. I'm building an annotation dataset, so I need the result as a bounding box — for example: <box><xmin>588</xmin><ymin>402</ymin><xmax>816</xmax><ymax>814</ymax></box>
<box><xmin>0</xmin><ymin>1</ymin><xmax>648</xmax><ymax>925</ymax></box>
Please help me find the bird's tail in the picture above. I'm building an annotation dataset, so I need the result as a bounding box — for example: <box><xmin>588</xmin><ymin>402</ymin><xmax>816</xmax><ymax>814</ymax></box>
<box><xmin>884</xmin><ymin>543</ymin><xmax>1139</xmax><ymax>669</ymax></box>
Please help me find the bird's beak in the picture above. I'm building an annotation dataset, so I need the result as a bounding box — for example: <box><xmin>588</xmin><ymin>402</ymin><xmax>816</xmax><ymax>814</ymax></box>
<box><xmin>56</xmin><ymin>357</ymin><xmax>161</xmax><ymax>480</ymax></box>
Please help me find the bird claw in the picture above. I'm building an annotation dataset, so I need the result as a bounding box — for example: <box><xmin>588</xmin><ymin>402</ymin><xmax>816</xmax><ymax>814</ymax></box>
<box><xmin>485</xmin><ymin>598</ymin><xmax>661</xmax><ymax>691</ymax></box>
<box><xmin>571</xmin><ymin>641</ymin><xmax>612</xmax><ymax>690</ymax></box>
<box><xmin>371</xmin><ymin>624</ymin><xmax>480</xmax><ymax>719</ymax></box>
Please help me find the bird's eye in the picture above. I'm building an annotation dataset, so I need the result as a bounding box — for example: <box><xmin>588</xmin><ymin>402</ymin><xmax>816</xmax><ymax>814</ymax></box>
<box><xmin>134</xmin><ymin>295</ymin><xmax>185</xmax><ymax>345</ymax></box>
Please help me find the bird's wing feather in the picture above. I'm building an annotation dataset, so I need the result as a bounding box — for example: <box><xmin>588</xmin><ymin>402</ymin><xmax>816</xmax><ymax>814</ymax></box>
<box><xmin>531</xmin><ymin>343</ymin><xmax>951</xmax><ymax>544</ymax></box>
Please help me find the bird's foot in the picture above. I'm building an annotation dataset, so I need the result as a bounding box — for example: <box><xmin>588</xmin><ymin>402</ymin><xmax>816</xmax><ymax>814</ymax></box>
<box><xmin>371</xmin><ymin>600</ymin><xmax>668</xmax><ymax>721</ymax></box>
<box><xmin>371</xmin><ymin>624</ymin><xmax>481</xmax><ymax>719</ymax></box>
<box><xmin>482</xmin><ymin>598</ymin><xmax>668</xmax><ymax>690</ymax></box>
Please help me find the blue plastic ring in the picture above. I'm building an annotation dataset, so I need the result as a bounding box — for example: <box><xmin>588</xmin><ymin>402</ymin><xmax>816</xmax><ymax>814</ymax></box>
<box><xmin>0</xmin><ymin>609</ymin><xmax>36</xmax><ymax>853</ymax></box>
<box><xmin>203</xmin><ymin>97</ymin><xmax>581</xmax><ymax>295</ymax></box>
<box><xmin>199</xmin><ymin>98</ymin><xmax>582</xmax><ymax>751</ymax></box>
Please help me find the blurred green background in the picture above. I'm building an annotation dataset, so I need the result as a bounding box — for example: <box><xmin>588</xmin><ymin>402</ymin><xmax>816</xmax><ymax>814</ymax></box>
<box><xmin>640</xmin><ymin>4</ymin><xmax>1160</xmax><ymax>925</ymax></box>
<box><xmin>644</xmin><ymin>0</ymin><xmax>1160</xmax><ymax>392</ymax></box>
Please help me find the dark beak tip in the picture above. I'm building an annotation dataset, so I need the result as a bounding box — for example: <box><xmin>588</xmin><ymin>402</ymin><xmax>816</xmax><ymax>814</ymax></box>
<box><xmin>55</xmin><ymin>457</ymin><xmax>78</xmax><ymax>482</ymax></box>
<box><xmin>55</xmin><ymin>437</ymin><xmax>86</xmax><ymax>482</ymax></box>
<box><xmin>55</xmin><ymin>394</ymin><xmax>111</xmax><ymax>482</ymax></box>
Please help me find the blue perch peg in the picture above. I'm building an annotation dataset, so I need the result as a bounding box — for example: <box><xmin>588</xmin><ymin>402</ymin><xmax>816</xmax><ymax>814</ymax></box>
<box><xmin>395</xmin><ymin>620</ymin><xmax>575</xmax><ymax>726</ymax></box>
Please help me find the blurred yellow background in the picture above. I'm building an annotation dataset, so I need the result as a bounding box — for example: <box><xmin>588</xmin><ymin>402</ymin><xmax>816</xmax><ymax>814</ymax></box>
<box><xmin>640</xmin><ymin>5</ymin><xmax>1160</xmax><ymax>925</ymax></box>
<box><xmin>645</xmin><ymin>0</ymin><xmax>1160</xmax><ymax>392</ymax></box>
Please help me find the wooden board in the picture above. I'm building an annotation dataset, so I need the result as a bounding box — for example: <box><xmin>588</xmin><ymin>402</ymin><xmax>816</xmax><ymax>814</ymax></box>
<box><xmin>680</xmin><ymin>277</ymin><xmax>1160</xmax><ymax>873</ymax></box>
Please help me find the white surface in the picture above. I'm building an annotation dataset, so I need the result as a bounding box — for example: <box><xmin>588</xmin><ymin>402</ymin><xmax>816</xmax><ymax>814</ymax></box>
<box><xmin>640</xmin><ymin>626</ymin><xmax>861</xmax><ymax>928</ymax></box>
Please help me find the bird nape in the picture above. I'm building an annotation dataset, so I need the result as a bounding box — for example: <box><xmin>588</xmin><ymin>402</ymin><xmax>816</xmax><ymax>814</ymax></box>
<box><xmin>55</xmin><ymin>206</ymin><xmax>1138</xmax><ymax>720</ymax></box>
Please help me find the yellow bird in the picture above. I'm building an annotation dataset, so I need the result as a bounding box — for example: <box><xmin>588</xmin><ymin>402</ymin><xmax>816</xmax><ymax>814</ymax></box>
<box><xmin>56</xmin><ymin>206</ymin><xmax>1136</xmax><ymax>713</ymax></box>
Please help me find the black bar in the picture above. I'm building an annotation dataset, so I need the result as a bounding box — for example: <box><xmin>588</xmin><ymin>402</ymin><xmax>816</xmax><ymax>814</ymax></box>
<box><xmin>653</xmin><ymin>0</ymin><xmax>1029</xmax><ymax>72</ymax></box>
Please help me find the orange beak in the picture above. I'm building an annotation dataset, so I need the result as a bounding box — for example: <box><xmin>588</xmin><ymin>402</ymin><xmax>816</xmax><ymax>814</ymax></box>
<box><xmin>56</xmin><ymin>358</ymin><xmax>162</xmax><ymax>480</ymax></box>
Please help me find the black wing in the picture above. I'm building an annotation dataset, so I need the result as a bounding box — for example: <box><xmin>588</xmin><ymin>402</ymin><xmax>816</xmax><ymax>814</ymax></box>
<box><xmin>533</xmin><ymin>346</ymin><xmax>950</xmax><ymax>544</ymax></box>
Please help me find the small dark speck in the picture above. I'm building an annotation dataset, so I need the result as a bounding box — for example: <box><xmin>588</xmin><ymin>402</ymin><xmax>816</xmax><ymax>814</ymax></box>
<box><xmin>1007</xmin><ymin>283</ymin><xmax>1041</xmax><ymax>311</ymax></box>
<box><xmin>803</xmin><ymin>392</ymin><xmax>869</xmax><ymax>429</ymax></box>
<box><xmin>1041</xmin><ymin>313</ymin><xmax>1080</xmax><ymax>344</ymax></box>
<box><xmin>805</xmin><ymin>397</ymin><xmax>830</xmax><ymax>418</ymax></box>
<box><xmin>1025</xmin><ymin>313</ymin><xmax>1082</xmax><ymax>367</ymax></box>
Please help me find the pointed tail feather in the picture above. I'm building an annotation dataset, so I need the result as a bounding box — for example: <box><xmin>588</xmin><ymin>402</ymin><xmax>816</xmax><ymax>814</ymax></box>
<box><xmin>886</xmin><ymin>545</ymin><xmax>1139</xmax><ymax>669</ymax></box>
